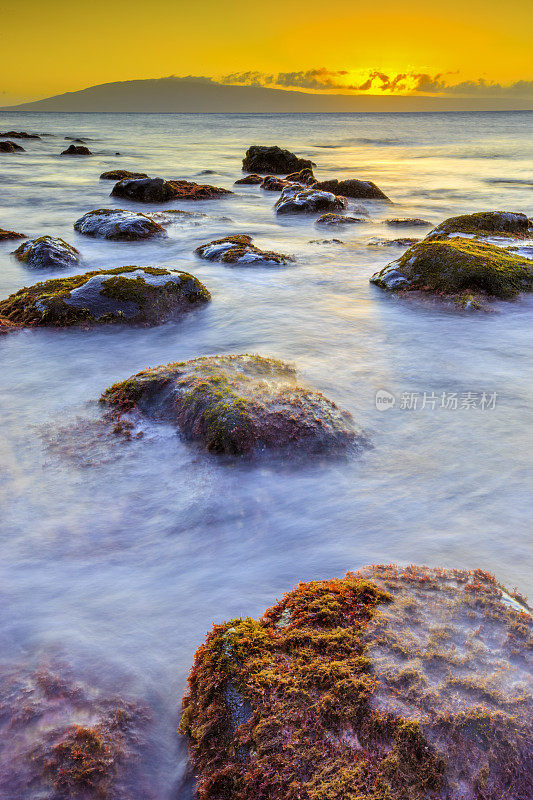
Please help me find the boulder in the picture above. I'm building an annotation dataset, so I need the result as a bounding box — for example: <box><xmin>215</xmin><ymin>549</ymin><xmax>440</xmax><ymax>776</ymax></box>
<box><xmin>370</xmin><ymin>237</ymin><xmax>533</xmax><ymax>303</ymax></box>
<box><xmin>0</xmin><ymin>266</ymin><xmax>210</xmax><ymax>327</ymax></box>
<box><xmin>285</xmin><ymin>167</ymin><xmax>316</xmax><ymax>184</ymax></box>
<box><xmin>180</xmin><ymin>564</ymin><xmax>532</xmax><ymax>800</ymax></box>
<box><xmin>0</xmin><ymin>228</ymin><xmax>25</xmax><ymax>241</ymax></box>
<box><xmin>316</xmin><ymin>213</ymin><xmax>368</xmax><ymax>225</ymax></box>
<box><xmin>275</xmin><ymin>185</ymin><xmax>347</xmax><ymax>215</ymax></box>
<box><xmin>12</xmin><ymin>236</ymin><xmax>81</xmax><ymax>269</ymax></box>
<box><xmin>101</xmin><ymin>354</ymin><xmax>361</xmax><ymax>455</ymax></box>
<box><xmin>195</xmin><ymin>235</ymin><xmax>293</xmax><ymax>265</ymax></box>
<box><xmin>385</xmin><ymin>218</ymin><xmax>431</xmax><ymax>227</ymax></box>
<box><xmin>234</xmin><ymin>174</ymin><xmax>263</xmax><ymax>185</ymax></box>
<box><xmin>100</xmin><ymin>169</ymin><xmax>149</xmax><ymax>180</ymax></box>
<box><xmin>73</xmin><ymin>209</ymin><xmax>166</xmax><ymax>240</ymax></box>
<box><xmin>426</xmin><ymin>211</ymin><xmax>531</xmax><ymax>241</ymax></box>
<box><xmin>313</xmin><ymin>178</ymin><xmax>390</xmax><ymax>200</ymax></box>
<box><xmin>111</xmin><ymin>177</ymin><xmax>232</xmax><ymax>202</ymax></box>
<box><xmin>60</xmin><ymin>144</ymin><xmax>93</xmax><ymax>155</ymax></box>
<box><xmin>260</xmin><ymin>175</ymin><xmax>293</xmax><ymax>192</ymax></box>
<box><xmin>0</xmin><ymin>141</ymin><xmax>25</xmax><ymax>153</ymax></box>
<box><xmin>0</xmin><ymin>130</ymin><xmax>40</xmax><ymax>139</ymax></box>
<box><xmin>242</xmin><ymin>145</ymin><xmax>315</xmax><ymax>175</ymax></box>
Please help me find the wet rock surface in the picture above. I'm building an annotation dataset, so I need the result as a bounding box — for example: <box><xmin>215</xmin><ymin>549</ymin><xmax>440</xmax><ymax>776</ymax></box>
<box><xmin>0</xmin><ymin>228</ymin><xmax>25</xmax><ymax>240</ymax></box>
<box><xmin>100</xmin><ymin>169</ymin><xmax>149</xmax><ymax>180</ymax></box>
<box><xmin>275</xmin><ymin>186</ymin><xmax>348</xmax><ymax>215</ymax></box>
<box><xmin>12</xmin><ymin>236</ymin><xmax>81</xmax><ymax>269</ymax></box>
<box><xmin>0</xmin><ymin>140</ymin><xmax>25</xmax><ymax>152</ymax></box>
<box><xmin>0</xmin><ymin>130</ymin><xmax>41</xmax><ymax>139</ymax></box>
<box><xmin>316</xmin><ymin>213</ymin><xmax>368</xmax><ymax>225</ymax></box>
<box><xmin>385</xmin><ymin>218</ymin><xmax>431</xmax><ymax>227</ymax></box>
<box><xmin>102</xmin><ymin>354</ymin><xmax>361</xmax><ymax>456</ymax></box>
<box><xmin>242</xmin><ymin>145</ymin><xmax>315</xmax><ymax>175</ymax></box>
<box><xmin>74</xmin><ymin>209</ymin><xmax>167</xmax><ymax>240</ymax></box>
<box><xmin>111</xmin><ymin>177</ymin><xmax>232</xmax><ymax>202</ymax></box>
<box><xmin>313</xmin><ymin>178</ymin><xmax>390</xmax><ymax>200</ymax></box>
<box><xmin>60</xmin><ymin>144</ymin><xmax>93</xmax><ymax>156</ymax></box>
<box><xmin>426</xmin><ymin>211</ymin><xmax>532</xmax><ymax>241</ymax></box>
<box><xmin>180</xmin><ymin>564</ymin><xmax>532</xmax><ymax>800</ymax></box>
<box><xmin>234</xmin><ymin>174</ymin><xmax>263</xmax><ymax>185</ymax></box>
<box><xmin>195</xmin><ymin>234</ymin><xmax>293</xmax><ymax>265</ymax></box>
<box><xmin>0</xmin><ymin>266</ymin><xmax>210</xmax><ymax>327</ymax></box>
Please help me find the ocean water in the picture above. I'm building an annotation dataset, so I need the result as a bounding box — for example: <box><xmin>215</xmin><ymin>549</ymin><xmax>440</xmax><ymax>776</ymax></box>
<box><xmin>0</xmin><ymin>111</ymin><xmax>532</xmax><ymax>796</ymax></box>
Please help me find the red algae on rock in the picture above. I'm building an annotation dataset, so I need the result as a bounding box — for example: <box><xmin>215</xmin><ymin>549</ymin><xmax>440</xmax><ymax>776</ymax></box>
<box><xmin>180</xmin><ymin>564</ymin><xmax>532</xmax><ymax>800</ymax></box>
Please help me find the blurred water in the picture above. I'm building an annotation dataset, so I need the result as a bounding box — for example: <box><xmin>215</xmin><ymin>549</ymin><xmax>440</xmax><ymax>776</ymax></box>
<box><xmin>0</xmin><ymin>111</ymin><xmax>532</xmax><ymax>797</ymax></box>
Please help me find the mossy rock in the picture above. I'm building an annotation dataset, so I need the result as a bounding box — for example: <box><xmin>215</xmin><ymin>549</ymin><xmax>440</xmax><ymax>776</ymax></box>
<box><xmin>0</xmin><ymin>266</ymin><xmax>210</xmax><ymax>327</ymax></box>
<box><xmin>234</xmin><ymin>174</ymin><xmax>263</xmax><ymax>185</ymax></box>
<box><xmin>60</xmin><ymin>144</ymin><xmax>92</xmax><ymax>156</ymax></box>
<box><xmin>195</xmin><ymin>235</ymin><xmax>294</xmax><ymax>265</ymax></box>
<box><xmin>426</xmin><ymin>211</ymin><xmax>531</xmax><ymax>241</ymax></box>
<box><xmin>313</xmin><ymin>178</ymin><xmax>390</xmax><ymax>201</ymax></box>
<box><xmin>0</xmin><ymin>316</ymin><xmax>21</xmax><ymax>334</ymax></box>
<box><xmin>0</xmin><ymin>130</ymin><xmax>40</xmax><ymax>139</ymax></box>
<box><xmin>385</xmin><ymin>218</ymin><xmax>431</xmax><ymax>227</ymax></box>
<box><xmin>370</xmin><ymin>237</ymin><xmax>533</xmax><ymax>303</ymax></box>
<box><xmin>180</xmin><ymin>564</ymin><xmax>532</xmax><ymax>800</ymax></box>
<box><xmin>12</xmin><ymin>236</ymin><xmax>81</xmax><ymax>269</ymax></box>
<box><xmin>242</xmin><ymin>145</ymin><xmax>315</xmax><ymax>175</ymax></box>
<box><xmin>101</xmin><ymin>354</ymin><xmax>361</xmax><ymax>455</ymax></box>
<box><xmin>111</xmin><ymin>177</ymin><xmax>232</xmax><ymax>203</ymax></box>
<box><xmin>0</xmin><ymin>228</ymin><xmax>25</xmax><ymax>241</ymax></box>
<box><xmin>316</xmin><ymin>213</ymin><xmax>368</xmax><ymax>226</ymax></box>
<box><xmin>100</xmin><ymin>169</ymin><xmax>149</xmax><ymax>180</ymax></box>
<box><xmin>0</xmin><ymin>141</ymin><xmax>25</xmax><ymax>153</ymax></box>
<box><xmin>275</xmin><ymin>186</ymin><xmax>348</xmax><ymax>215</ymax></box>
<box><xmin>73</xmin><ymin>209</ymin><xmax>166</xmax><ymax>240</ymax></box>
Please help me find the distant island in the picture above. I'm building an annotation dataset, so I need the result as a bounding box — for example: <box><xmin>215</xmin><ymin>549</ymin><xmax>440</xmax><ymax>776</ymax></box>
<box><xmin>2</xmin><ymin>77</ymin><xmax>532</xmax><ymax>113</ymax></box>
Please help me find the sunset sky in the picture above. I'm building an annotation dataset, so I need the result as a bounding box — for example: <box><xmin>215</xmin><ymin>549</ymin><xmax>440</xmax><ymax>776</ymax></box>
<box><xmin>1</xmin><ymin>0</ymin><xmax>532</xmax><ymax>105</ymax></box>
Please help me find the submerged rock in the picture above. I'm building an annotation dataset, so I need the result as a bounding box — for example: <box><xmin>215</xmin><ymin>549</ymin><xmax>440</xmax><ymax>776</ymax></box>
<box><xmin>370</xmin><ymin>237</ymin><xmax>533</xmax><ymax>304</ymax></box>
<box><xmin>0</xmin><ymin>265</ymin><xmax>210</xmax><ymax>327</ymax></box>
<box><xmin>101</xmin><ymin>354</ymin><xmax>361</xmax><ymax>455</ymax></box>
<box><xmin>313</xmin><ymin>178</ymin><xmax>390</xmax><ymax>200</ymax></box>
<box><xmin>0</xmin><ymin>661</ymin><xmax>152</xmax><ymax>799</ymax></box>
<box><xmin>426</xmin><ymin>211</ymin><xmax>531</xmax><ymax>241</ymax></box>
<box><xmin>367</xmin><ymin>236</ymin><xmax>420</xmax><ymax>247</ymax></box>
<box><xmin>111</xmin><ymin>177</ymin><xmax>232</xmax><ymax>202</ymax></box>
<box><xmin>180</xmin><ymin>564</ymin><xmax>532</xmax><ymax>800</ymax></box>
<box><xmin>0</xmin><ymin>228</ymin><xmax>25</xmax><ymax>240</ymax></box>
<box><xmin>316</xmin><ymin>213</ymin><xmax>368</xmax><ymax>225</ymax></box>
<box><xmin>242</xmin><ymin>145</ymin><xmax>315</xmax><ymax>175</ymax></box>
<box><xmin>275</xmin><ymin>185</ymin><xmax>347</xmax><ymax>215</ymax></box>
<box><xmin>195</xmin><ymin>235</ymin><xmax>293</xmax><ymax>265</ymax></box>
<box><xmin>60</xmin><ymin>144</ymin><xmax>93</xmax><ymax>155</ymax></box>
<box><xmin>74</xmin><ymin>208</ymin><xmax>166</xmax><ymax>240</ymax></box>
<box><xmin>0</xmin><ymin>140</ymin><xmax>25</xmax><ymax>153</ymax></box>
<box><xmin>100</xmin><ymin>169</ymin><xmax>149</xmax><ymax>180</ymax></box>
<box><xmin>12</xmin><ymin>236</ymin><xmax>81</xmax><ymax>269</ymax></box>
<box><xmin>234</xmin><ymin>174</ymin><xmax>263</xmax><ymax>185</ymax></box>
<box><xmin>0</xmin><ymin>130</ymin><xmax>40</xmax><ymax>139</ymax></box>
<box><xmin>385</xmin><ymin>218</ymin><xmax>431</xmax><ymax>227</ymax></box>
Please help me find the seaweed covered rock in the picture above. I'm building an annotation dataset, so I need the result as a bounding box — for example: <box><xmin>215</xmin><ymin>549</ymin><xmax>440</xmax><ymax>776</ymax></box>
<box><xmin>286</xmin><ymin>167</ymin><xmax>316</xmax><ymax>184</ymax></box>
<box><xmin>0</xmin><ymin>130</ymin><xmax>40</xmax><ymax>139</ymax></box>
<box><xmin>0</xmin><ymin>140</ymin><xmax>25</xmax><ymax>153</ymax></box>
<box><xmin>195</xmin><ymin>235</ymin><xmax>293</xmax><ymax>265</ymax></box>
<box><xmin>60</xmin><ymin>144</ymin><xmax>93</xmax><ymax>155</ymax></box>
<box><xmin>313</xmin><ymin>178</ymin><xmax>390</xmax><ymax>200</ymax></box>
<box><xmin>370</xmin><ymin>237</ymin><xmax>533</xmax><ymax>303</ymax></box>
<box><xmin>0</xmin><ymin>228</ymin><xmax>25</xmax><ymax>240</ymax></box>
<box><xmin>426</xmin><ymin>211</ymin><xmax>531</xmax><ymax>241</ymax></box>
<box><xmin>234</xmin><ymin>174</ymin><xmax>263</xmax><ymax>185</ymax></box>
<box><xmin>100</xmin><ymin>169</ymin><xmax>149</xmax><ymax>180</ymax></box>
<box><xmin>74</xmin><ymin>208</ymin><xmax>166</xmax><ymax>240</ymax></box>
<box><xmin>101</xmin><ymin>354</ymin><xmax>360</xmax><ymax>455</ymax></box>
<box><xmin>260</xmin><ymin>175</ymin><xmax>292</xmax><ymax>192</ymax></box>
<box><xmin>275</xmin><ymin>186</ymin><xmax>348</xmax><ymax>215</ymax></box>
<box><xmin>0</xmin><ymin>266</ymin><xmax>210</xmax><ymax>327</ymax></box>
<box><xmin>385</xmin><ymin>218</ymin><xmax>431</xmax><ymax>227</ymax></box>
<box><xmin>316</xmin><ymin>213</ymin><xmax>368</xmax><ymax>226</ymax></box>
<box><xmin>12</xmin><ymin>236</ymin><xmax>81</xmax><ymax>269</ymax></box>
<box><xmin>111</xmin><ymin>177</ymin><xmax>232</xmax><ymax>202</ymax></box>
<box><xmin>0</xmin><ymin>316</ymin><xmax>20</xmax><ymax>334</ymax></box>
<box><xmin>0</xmin><ymin>661</ymin><xmax>152</xmax><ymax>799</ymax></box>
<box><xmin>242</xmin><ymin>145</ymin><xmax>315</xmax><ymax>175</ymax></box>
<box><xmin>180</xmin><ymin>564</ymin><xmax>532</xmax><ymax>800</ymax></box>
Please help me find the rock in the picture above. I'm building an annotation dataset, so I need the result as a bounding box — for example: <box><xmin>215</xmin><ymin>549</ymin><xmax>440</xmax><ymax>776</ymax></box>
<box><xmin>426</xmin><ymin>211</ymin><xmax>531</xmax><ymax>241</ymax></box>
<box><xmin>370</xmin><ymin>237</ymin><xmax>533</xmax><ymax>303</ymax></box>
<box><xmin>73</xmin><ymin>209</ymin><xmax>167</xmax><ymax>240</ymax></box>
<box><xmin>0</xmin><ymin>316</ymin><xmax>20</xmax><ymax>334</ymax></box>
<box><xmin>385</xmin><ymin>218</ymin><xmax>431</xmax><ymax>227</ymax></box>
<box><xmin>179</xmin><ymin>564</ymin><xmax>532</xmax><ymax>800</ymax></box>
<box><xmin>313</xmin><ymin>178</ymin><xmax>390</xmax><ymax>200</ymax></box>
<box><xmin>60</xmin><ymin>144</ymin><xmax>93</xmax><ymax>155</ymax></box>
<box><xmin>242</xmin><ymin>145</ymin><xmax>315</xmax><ymax>175</ymax></box>
<box><xmin>367</xmin><ymin>237</ymin><xmax>420</xmax><ymax>247</ymax></box>
<box><xmin>285</xmin><ymin>167</ymin><xmax>316</xmax><ymax>184</ymax></box>
<box><xmin>0</xmin><ymin>228</ymin><xmax>25</xmax><ymax>241</ymax></box>
<box><xmin>65</xmin><ymin>136</ymin><xmax>86</xmax><ymax>143</ymax></box>
<box><xmin>195</xmin><ymin>235</ymin><xmax>293</xmax><ymax>265</ymax></box>
<box><xmin>0</xmin><ymin>266</ymin><xmax>210</xmax><ymax>327</ymax></box>
<box><xmin>260</xmin><ymin>175</ymin><xmax>293</xmax><ymax>192</ymax></box>
<box><xmin>12</xmin><ymin>236</ymin><xmax>81</xmax><ymax>269</ymax></box>
<box><xmin>111</xmin><ymin>177</ymin><xmax>232</xmax><ymax>202</ymax></box>
<box><xmin>101</xmin><ymin>354</ymin><xmax>361</xmax><ymax>455</ymax></box>
<box><xmin>316</xmin><ymin>213</ymin><xmax>368</xmax><ymax>225</ymax></box>
<box><xmin>0</xmin><ymin>141</ymin><xmax>25</xmax><ymax>153</ymax></box>
<box><xmin>0</xmin><ymin>661</ymin><xmax>153</xmax><ymax>799</ymax></box>
<box><xmin>0</xmin><ymin>130</ymin><xmax>40</xmax><ymax>139</ymax></box>
<box><xmin>100</xmin><ymin>169</ymin><xmax>149</xmax><ymax>180</ymax></box>
<box><xmin>234</xmin><ymin>174</ymin><xmax>263</xmax><ymax>185</ymax></box>
<box><xmin>275</xmin><ymin>185</ymin><xmax>347</xmax><ymax>215</ymax></box>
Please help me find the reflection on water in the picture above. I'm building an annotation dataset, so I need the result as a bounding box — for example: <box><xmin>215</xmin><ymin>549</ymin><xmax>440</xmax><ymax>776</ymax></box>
<box><xmin>0</xmin><ymin>110</ymin><xmax>532</xmax><ymax>797</ymax></box>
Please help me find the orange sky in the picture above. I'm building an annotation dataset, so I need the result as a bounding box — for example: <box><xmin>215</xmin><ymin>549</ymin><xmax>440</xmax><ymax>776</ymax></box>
<box><xmin>1</xmin><ymin>0</ymin><xmax>532</xmax><ymax>104</ymax></box>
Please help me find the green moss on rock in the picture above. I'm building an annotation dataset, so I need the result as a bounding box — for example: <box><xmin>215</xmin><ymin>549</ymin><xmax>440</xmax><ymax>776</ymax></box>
<box><xmin>426</xmin><ymin>211</ymin><xmax>531</xmax><ymax>241</ymax></box>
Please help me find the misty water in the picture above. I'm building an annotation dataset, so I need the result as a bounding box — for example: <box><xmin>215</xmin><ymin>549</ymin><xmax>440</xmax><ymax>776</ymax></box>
<box><xmin>0</xmin><ymin>111</ymin><xmax>532</xmax><ymax>797</ymax></box>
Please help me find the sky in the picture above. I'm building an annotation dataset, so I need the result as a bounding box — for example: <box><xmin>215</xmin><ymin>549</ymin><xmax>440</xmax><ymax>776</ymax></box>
<box><xmin>1</xmin><ymin>0</ymin><xmax>532</xmax><ymax>106</ymax></box>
